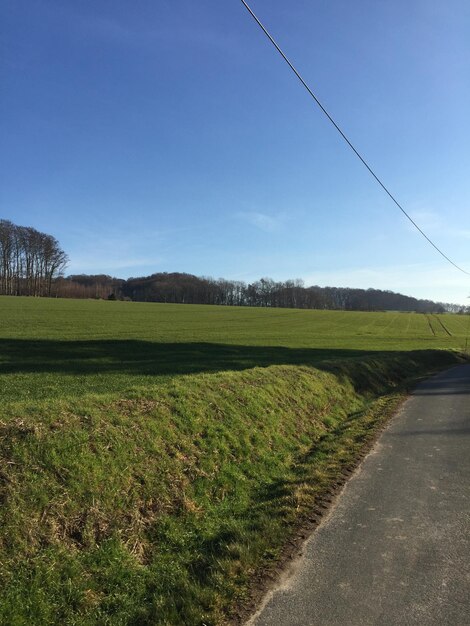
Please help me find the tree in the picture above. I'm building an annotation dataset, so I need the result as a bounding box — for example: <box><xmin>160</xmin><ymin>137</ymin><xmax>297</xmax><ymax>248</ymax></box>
<box><xmin>0</xmin><ymin>220</ymin><xmax>68</xmax><ymax>296</ymax></box>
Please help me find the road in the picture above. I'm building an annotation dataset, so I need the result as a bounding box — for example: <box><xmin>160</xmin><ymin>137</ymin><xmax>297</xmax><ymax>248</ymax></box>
<box><xmin>247</xmin><ymin>364</ymin><xmax>470</xmax><ymax>626</ymax></box>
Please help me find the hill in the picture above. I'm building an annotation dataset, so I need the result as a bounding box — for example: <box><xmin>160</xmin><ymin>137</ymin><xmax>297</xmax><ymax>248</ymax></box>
<box><xmin>0</xmin><ymin>297</ymin><xmax>467</xmax><ymax>624</ymax></box>
<box><xmin>54</xmin><ymin>272</ymin><xmax>468</xmax><ymax>314</ymax></box>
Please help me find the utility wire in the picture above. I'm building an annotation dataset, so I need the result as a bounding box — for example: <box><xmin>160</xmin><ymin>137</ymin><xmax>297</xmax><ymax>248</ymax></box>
<box><xmin>239</xmin><ymin>0</ymin><xmax>470</xmax><ymax>276</ymax></box>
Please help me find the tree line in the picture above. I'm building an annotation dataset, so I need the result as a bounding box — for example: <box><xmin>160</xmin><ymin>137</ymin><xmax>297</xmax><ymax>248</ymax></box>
<box><xmin>0</xmin><ymin>220</ymin><xmax>68</xmax><ymax>297</ymax></box>
<box><xmin>56</xmin><ymin>272</ymin><xmax>468</xmax><ymax>314</ymax></box>
<box><xmin>2</xmin><ymin>220</ymin><xmax>467</xmax><ymax>313</ymax></box>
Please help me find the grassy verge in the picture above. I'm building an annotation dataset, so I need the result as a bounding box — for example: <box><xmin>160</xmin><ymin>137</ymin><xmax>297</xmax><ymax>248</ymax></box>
<box><xmin>0</xmin><ymin>349</ymin><xmax>462</xmax><ymax>625</ymax></box>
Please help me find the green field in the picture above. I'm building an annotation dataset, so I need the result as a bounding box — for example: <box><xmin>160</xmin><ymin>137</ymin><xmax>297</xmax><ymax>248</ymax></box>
<box><xmin>0</xmin><ymin>297</ymin><xmax>467</xmax><ymax>625</ymax></box>
<box><xmin>1</xmin><ymin>297</ymin><xmax>467</xmax><ymax>403</ymax></box>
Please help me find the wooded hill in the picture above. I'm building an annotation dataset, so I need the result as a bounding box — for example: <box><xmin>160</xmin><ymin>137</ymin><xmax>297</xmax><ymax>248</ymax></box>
<box><xmin>54</xmin><ymin>272</ymin><xmax>467</xmax><ymax>314</ymax></box>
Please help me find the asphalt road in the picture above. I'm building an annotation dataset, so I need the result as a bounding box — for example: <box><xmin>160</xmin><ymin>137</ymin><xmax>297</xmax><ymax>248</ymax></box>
<box><xmin>248</xmin><ymin>364</ymin><xmax>470</xmax><ymax>626</ymax></box>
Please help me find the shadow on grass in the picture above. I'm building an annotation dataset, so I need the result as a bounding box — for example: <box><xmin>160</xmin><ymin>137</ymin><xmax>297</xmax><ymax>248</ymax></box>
<box><xmin>0</xmin><ymin>338</ymin><xmax>427</xmax><ymax>378</ymax></box>
<box><xmin>0</xmin><ymin>338</ymin><xmax>457</xmax><ymax>402</ymax></box>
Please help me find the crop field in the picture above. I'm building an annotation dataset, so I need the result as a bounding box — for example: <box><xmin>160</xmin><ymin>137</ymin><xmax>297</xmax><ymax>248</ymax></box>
<box><xmin>0</xmin><ymin>296</ymin><xmax>467</xmax><ymax>403</ymax></box>
<box><xmin>0</xmin><ymin>297</ymin><xmax>467</xmax><ymax>625</ymax></box>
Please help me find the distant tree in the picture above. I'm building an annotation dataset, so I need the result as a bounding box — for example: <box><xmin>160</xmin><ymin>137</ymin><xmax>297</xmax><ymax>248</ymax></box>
<box><xmin>55</xmin><ymin>274</ymin><xmax>123</xmax><ymax>299</ymax></box>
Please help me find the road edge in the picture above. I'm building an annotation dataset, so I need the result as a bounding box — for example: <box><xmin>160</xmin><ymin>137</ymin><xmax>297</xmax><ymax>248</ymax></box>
<box><xmin>231</xmin><ymin>359</ymin><xmax>468</xmax><ymax>626</ymax></box>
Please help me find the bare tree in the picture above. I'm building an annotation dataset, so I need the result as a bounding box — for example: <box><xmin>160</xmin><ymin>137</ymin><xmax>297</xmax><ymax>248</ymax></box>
<box><xmin>0</xmin><ymin>220</ymin><xmax>68</xmax><ymax>296</ymax></box>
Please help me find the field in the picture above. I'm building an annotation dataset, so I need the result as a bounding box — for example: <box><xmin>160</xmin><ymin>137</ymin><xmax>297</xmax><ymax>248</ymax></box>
<box><xmin>1</xmin><ymin>297</ymin><xmax>468</xmax><ymax>403</ymax></box>
<box><xmin>0</xmin><ymin>297</ymin><xmax>467</xmax><ymax>625</ymax></box>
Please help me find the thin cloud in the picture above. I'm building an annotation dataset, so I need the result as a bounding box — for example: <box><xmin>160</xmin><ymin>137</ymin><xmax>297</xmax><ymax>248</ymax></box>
<box><xmin>409</xmin><ymin>209</ymin><xmax>442</xmax><ymax>232</ymax></box>
<box><xmin>453</xmin><ymin>228</ymin><xmax>470</xmax><ymax>239</ymax></box>
<box><xmin>409</xmin><ymin>209</ymin><xmax>470</xmax><ymax>240</ymax></box>
<box><xmin>68</xmin><ymin>256</ymin><xmax>164</xmax><ymax>274</ymax></box>
<box><xmin>236</xmin><ymin>211</ymin><xmax>284</xmax><ymax>233</ymax></box>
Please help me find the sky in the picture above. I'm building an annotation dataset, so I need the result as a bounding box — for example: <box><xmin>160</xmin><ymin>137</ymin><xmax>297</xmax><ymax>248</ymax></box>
<box><xmin>1</xmin><ymin>0</ymin><xmax>470</xmax><ymax>304</ymax></box>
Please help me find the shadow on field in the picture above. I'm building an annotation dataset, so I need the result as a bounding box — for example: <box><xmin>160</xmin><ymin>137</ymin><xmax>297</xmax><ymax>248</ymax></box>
<box><xmin>0</xmin><ymin>338</ymin><xmax>373</xmax><ymax>376</ymax></box>
<box><xmin>0</xmin><ymin>338</ymin><xmax>453</xmax><ymax>389</ymax></box>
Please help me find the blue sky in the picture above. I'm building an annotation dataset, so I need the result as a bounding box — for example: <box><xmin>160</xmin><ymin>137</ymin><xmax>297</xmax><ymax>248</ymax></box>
<box><xmin>1</xmin><ymin>0</ymin><xmax>470</xmax><ymax>304</ymax></box>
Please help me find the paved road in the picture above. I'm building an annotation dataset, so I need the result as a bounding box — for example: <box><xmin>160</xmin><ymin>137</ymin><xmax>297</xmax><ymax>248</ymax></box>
<box><xmin>248</xmin><ymin>364</ymin><xmax>470</xmax><ymax>626</ymax></box>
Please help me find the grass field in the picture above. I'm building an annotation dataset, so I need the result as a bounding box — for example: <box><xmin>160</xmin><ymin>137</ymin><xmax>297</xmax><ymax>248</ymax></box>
<box><xmin>0</xmin><ymin>297</ymin><xmax>467</xmax><ymax>403</ymax></box>
<box><xmin>0</xmin><ymin>297</ymin><xmax>467</xmax><ymax>625</ymax></box>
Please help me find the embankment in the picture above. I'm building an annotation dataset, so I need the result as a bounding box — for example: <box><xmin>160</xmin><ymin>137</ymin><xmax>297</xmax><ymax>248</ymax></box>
<box><xmin>0</xmin><ymin>349</ymin><xmax>462</xmax><ymax>625</ymax></box>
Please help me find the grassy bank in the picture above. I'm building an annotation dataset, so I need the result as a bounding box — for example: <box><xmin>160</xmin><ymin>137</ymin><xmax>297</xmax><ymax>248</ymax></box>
<box><xmin>0</xmin><ymin>348</ymin><xmax>461</xmax><ymax>625</ymax></box>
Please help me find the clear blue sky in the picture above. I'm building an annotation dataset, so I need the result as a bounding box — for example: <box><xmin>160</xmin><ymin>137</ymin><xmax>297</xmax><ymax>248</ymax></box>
<box><xmin>2</xmin><ymin>0</ymin><xmax>470</xmax><ymax>304</ymax></box>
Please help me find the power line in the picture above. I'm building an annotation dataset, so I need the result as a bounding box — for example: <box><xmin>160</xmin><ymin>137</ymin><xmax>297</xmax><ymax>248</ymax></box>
<box><xmin>239</xmin><ymin>0</ymin><xmax>470</xmax><ymax>277</ymax></box>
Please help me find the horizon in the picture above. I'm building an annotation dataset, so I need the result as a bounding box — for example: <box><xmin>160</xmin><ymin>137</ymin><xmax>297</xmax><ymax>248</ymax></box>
<box><xmin>2</xmin><ymin>1</ymin><xmax>470</xmax><ymax>304</ymax></box>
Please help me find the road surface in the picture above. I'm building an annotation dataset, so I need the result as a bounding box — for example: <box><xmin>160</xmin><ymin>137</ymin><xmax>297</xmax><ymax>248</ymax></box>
<box><xmin>248</xmin><ymin>364</ymin><xmax>470</xmax><ymax>626</ymax></box>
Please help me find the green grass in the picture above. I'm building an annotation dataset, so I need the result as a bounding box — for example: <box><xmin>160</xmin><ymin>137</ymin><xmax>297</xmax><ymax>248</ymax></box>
<box><xmin>0</xmin><ymin>297</ymin><xmax>467</xmax><ymax>625</ymax></box>
<box><xmin>0</xmin><ymin>297</ymin><xmax>467</xmax><ymax>403</ymax></box>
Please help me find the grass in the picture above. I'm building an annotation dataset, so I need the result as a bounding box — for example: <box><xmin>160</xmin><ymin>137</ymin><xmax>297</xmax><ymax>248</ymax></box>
<box><xmin>0</xmin><ymin>297</ymin><xmax>467</xmax><ymax>624</ymax></box>
<box><xmin>0</xmin><ymin>297</ymin><xmax>468</xmax><ymax>403</ymax></box>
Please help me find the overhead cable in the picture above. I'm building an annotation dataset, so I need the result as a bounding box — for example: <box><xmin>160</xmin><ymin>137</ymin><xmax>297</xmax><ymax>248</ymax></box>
<box><xmin>239</xmin><ymin>0</ymin><xmax>470</xmax><ymax>276</ymax></box>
